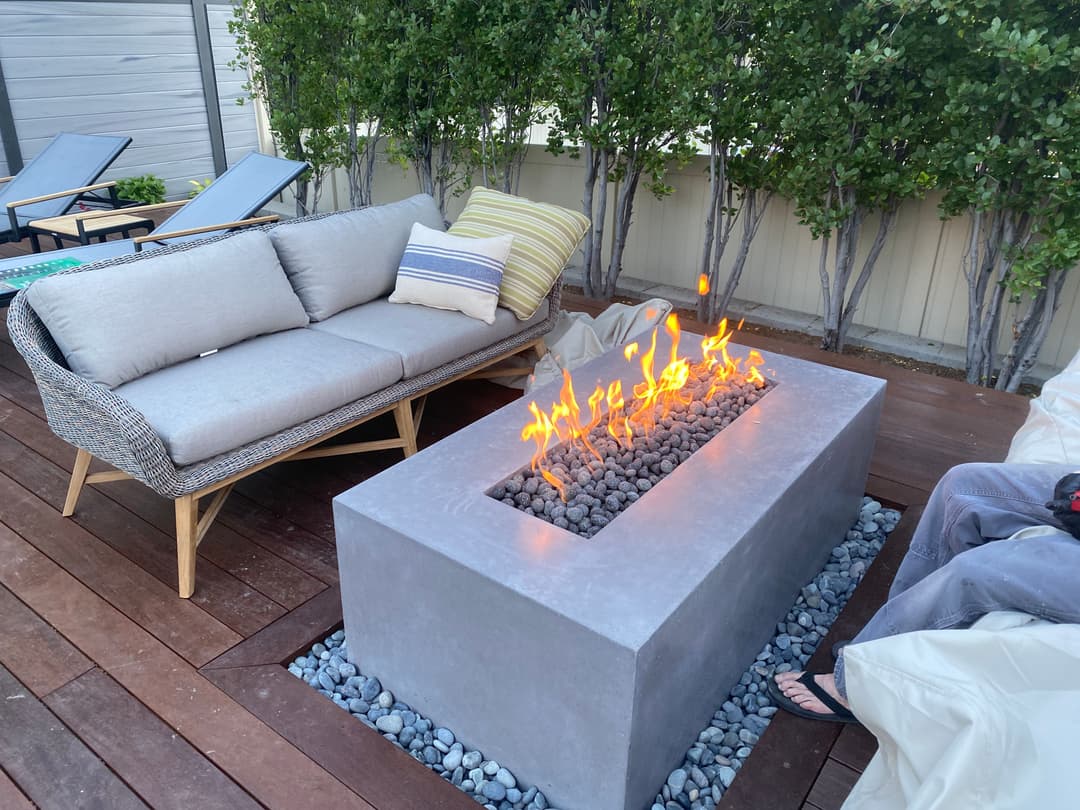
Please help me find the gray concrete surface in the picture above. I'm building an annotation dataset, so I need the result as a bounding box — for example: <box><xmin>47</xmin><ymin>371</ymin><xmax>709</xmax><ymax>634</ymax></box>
<box><xmin>335</xmin><ymin>333</ymin><xmax>885</xmax><ymax>810</ymax></box>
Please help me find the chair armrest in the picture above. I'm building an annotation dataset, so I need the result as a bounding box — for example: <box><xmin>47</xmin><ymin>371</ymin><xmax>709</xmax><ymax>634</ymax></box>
<box><xmin>6</xmin><ymin>181</ymin><xmax>119</xmax><ymax>238</ymax></box>
<box><xmin>70</xmin><ymin>200</ymin><xmax>184</xmax><ymax>222</ymax></box>
<box><xmin>5</xmin><ymin>180</ymin><xmax>118</xmax><ymax>210</ymax></box>
<box><xmin>0</xmin><ymin>175</ymin><xmax>13</xmax><ymax>184</ymax></box>
<box><xmin>132</xmin><ymin>214</ymin><xmax>280</xmax><ymax>251</ymax></box>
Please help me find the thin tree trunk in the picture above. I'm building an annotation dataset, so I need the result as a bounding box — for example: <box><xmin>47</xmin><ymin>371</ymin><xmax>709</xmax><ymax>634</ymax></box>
<box><xmin>605</xmin><ymin>159</ymin><xmax>642</xmax><ymax>298</ymax></box>
<box><xmin>837</xmin><ymin>201</ymin><xmax>898</xmax><ymax>347</ymax></box>
<box><xmin>581</xmin><ymin>139</ymin><xmax>598</xmax><ymax>298</ymax></box>
<box><xmin>996</xmin><ymin>267</ymin><xmax>1069</xmax><ymax>391</ymax></box>
<box><xmin>591</xmin><ymin>149</ymin><xmax>609</xmax><ymax>297</ymax></box>
<box><xmin>713</xmin><ymin>189</ymin><xmax>773</xmax><ymax>322</ymax></box>
<box><xmin>698</xmin><ymin>140</ymin><xmax>723</xmax><ymax>323</ymax></box>
<box><xmin>822</xmin><ymin>201</ymin><xmax>861</xmax><ymax>352</ymax></box>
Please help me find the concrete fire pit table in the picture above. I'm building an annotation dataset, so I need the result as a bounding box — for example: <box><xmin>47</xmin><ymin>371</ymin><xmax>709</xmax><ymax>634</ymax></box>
<box><xmin>334</xmin><ymin>333</ymin><xmax>885</xmax><ymax>810</ymax></box>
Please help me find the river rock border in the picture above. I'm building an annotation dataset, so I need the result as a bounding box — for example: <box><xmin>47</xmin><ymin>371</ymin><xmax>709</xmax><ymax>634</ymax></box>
<box><xmin>288</xmin><ymin>497</ymin><xmax>899</xmax><ymax>810</ymax></box>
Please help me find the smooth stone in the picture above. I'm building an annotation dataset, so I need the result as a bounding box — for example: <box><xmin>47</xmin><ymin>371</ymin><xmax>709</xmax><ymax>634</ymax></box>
<box><xmin>482</xmin><ymin>780</ymin><xmax>507</xmax><ymax>801</ymax></box>
<box><xmin>483</xmin><ymin>760</ymin><xmax>500</xmax><ymax>776</ymax></box>
<box><xmin>718</xmin><ymin>766</ymin><xmax>737</xmax><ymax>788</ymax></box>
<box><xmin>462</xmin><ymin>751</ymin><xmax>483</xmax><ymax>770</ymax></box>
<box><xmin>376</xmin><ymin>690</ymin><xmax>394</xmax><ymax>709</ymax></box>
<box><xmin>667</xmin><ymin>768</ymin><xmax>688</xmax><ymax>794</ymax></box>
<box><xmin>375</xmin><ymin>714</ymin><xmax>404</xmax><ymax>735</ymax></box>
<box><xmin>443</xmin><ymin>747</ymin><xmax>464</xmax><ymax>771</ymax></box>
<box><xmin>494</xmin><ymin>767</ymin><xmax>516</xmax><ymax>789</ymax></box>
<box><xmin>436</xmin><ymin>727</ymin><xmax>455</xmax><ymax>746</ymax></box>
<box><xmin>359</xmin><ymin>678</ymin><xmax>381</xmax><ymax>702</ymax></box>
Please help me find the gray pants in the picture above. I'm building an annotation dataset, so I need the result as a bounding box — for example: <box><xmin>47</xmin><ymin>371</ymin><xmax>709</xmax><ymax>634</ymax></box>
<box><xmin>834</xmin><ymin>462</ymin><xmax>1080</xmax><ymax>697</ymax></box>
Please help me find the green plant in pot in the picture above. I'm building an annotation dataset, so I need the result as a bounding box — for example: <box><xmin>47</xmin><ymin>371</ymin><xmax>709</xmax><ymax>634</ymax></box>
<box><xmin>114</xmin><ymin>174</ymin><xmax>166</xmax><ymax>205</ymax></box>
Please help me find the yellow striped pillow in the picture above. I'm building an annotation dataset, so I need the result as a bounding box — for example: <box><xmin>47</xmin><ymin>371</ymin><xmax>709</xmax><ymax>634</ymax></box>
<box><xmin>448</xmin><ymin>187</ymin><xmax>590</xmax><ymax>320</ymax></box>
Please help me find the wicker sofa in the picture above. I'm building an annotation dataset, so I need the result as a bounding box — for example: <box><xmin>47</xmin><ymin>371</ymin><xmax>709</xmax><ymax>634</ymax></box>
<box><xmin>7</xmin><ymin>194</ymin><xmax>557</xmax><ymax>597</ymax></box>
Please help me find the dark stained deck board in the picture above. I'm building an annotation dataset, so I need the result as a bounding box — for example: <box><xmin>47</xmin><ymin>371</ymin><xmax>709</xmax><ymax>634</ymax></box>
<box><xmin>0</xmin><ymin>468</ymin><xmax>242</xmax><ymax>667</ymax></box>
<box><xmin>829</xmin><ymin>724</ymin><xmax>878</xmax><ymax>773</ymax></box>
<box><xmin>0</xmin><ymin>391</ymin><xmax>323</xmax><ymax>616</ymax></box>
<box><xmin>0</xmin><ymin>662</ymin><xmax>150</xmax><ymax>810</ymax></box>
<box><xmin>204</xmin><ymin>585</ymin><xmax>343</xmax><ymax>670</ymax></box>
<box><xmin>0</xmin><ymin>413</ymin><xmax>288</xmax><ymax>638</ymax></box>
<box><xmin>45</xmin><ymin>668</ymin><xmax>265</xmax><ymax>810</ymax></box>
<box><xmin>0</xmin><ymin>521</ymin><xmax>375</xmax><ymax>809</ymax></box>
<box><xmin>0</xmin><ymin>582</ymin><xmax>92</xmax><ymax>698</ymax></box>
<box><xmin>0</xmin><ymin>767</ymin><xmax>34</xmax><ymax>810</ymax></box>
<box><xmin>0</xmin><ymin>277</ymin><xmax>1034</xmax><ymax>809</ymax></box>
<box><xmin>218</xmin><ymin>489</ymin><xmax>341</xmax><ymax>585</ymax></box>
<box><xmin>203</xmin><ymin>664</ymin><xmax>480</xmax><ymax>810</ymax></box>
<box><xmin>805</xmin><ymin>759</ymin><xmax>862</xmax><ymax>810</ymax></box>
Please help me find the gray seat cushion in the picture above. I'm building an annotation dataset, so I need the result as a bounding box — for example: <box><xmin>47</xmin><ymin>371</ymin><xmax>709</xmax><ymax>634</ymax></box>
<box><xmin>26</xmin><ymin>230</ymin><xmax>309</xmax><ymax>389</ymax></box>
<box><xmin>270</xmin><ymin>194</ymin><xmax>445</xmax><ymax>322</ymax></box>
<box><xmin>310</xmin><ymin>298</ymin><xmax>549</xmax><ymax>379</ymax></box>
<box><xmin>115</xmin><ymin>329</ymin><xmax>404</xmax><ymax>466</ymax></box>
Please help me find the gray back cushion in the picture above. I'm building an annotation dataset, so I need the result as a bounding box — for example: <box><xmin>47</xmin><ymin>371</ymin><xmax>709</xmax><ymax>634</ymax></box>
<box><xmin>26</xmin><ymin>230</ymin><xmax>309</xmax><ymax>388</ymax></box>
<box><xmin>270</xmin><ymin>193</ymin><xmax>445</xmax><ymax>321</ymax></box>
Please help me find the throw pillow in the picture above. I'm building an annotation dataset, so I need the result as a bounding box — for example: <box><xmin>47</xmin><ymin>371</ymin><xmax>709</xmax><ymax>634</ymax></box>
<box><xmin>389</xmin><ymin>223</ymin><xmax>514</xmax><ymax>325</ymax></box>
<box><xmin>448</xmin><ymin>187</ymin><xmax>590</xmax><ymax>320</ymax></box>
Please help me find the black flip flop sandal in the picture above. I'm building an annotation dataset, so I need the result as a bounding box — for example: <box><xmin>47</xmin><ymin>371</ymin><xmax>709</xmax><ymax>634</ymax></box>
<box><xmin>766</xmin><ymin>671</ymin><xmax>859</xmax><ymax>724</ymax></box>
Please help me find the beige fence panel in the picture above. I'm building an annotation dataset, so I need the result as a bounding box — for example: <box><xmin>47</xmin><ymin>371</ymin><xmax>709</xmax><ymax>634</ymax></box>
<box><xmin>301</xmin><ymin>147</ymin><xmax>1080</xmax><ymax>374</ymax></box>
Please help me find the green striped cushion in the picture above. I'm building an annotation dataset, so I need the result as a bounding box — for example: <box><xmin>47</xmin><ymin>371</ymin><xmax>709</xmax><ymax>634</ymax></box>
<box><xmin>448</xmin><ymin>187</ymin><xmax>590</xmax><ymax>319</ymax></box>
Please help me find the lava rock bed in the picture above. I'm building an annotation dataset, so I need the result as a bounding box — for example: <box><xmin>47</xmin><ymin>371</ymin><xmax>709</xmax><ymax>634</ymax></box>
<box><xmin>489</xmin><ymin>377</ymin><xmax>775</xmax><ymax>538</ymax></box>
<box><xmin>290</xmin><ymin>498</ymin><xmax>898</xmax><ymax>810</ymax></box>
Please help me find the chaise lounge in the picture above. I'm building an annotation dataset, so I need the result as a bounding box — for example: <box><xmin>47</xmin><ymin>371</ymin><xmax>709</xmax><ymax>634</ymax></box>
<box><xmin>0</xmin><ymin>150</ymin><xmax>308</xmax><ymax>305</ymax></box>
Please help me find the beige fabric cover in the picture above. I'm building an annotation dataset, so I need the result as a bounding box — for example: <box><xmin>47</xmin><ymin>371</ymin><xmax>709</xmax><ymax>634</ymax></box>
<box><xmin>1006</xmin><ymin>347</ymin><xmax>1080</xmax><ymax>464</ymax></box>
<box><xmin>524</xmin><ymin>298</ymin><xmax>674</xmax><ymax>392</ymax></box>
<box><xmin>844</xmin><ymin>343</ymin><xmax>1080</xmax><ymax>808</ymax></box>
<box><xmin>842</xmin><ymin>610</ymin><xmax>1080</xmax><ymax>810</ymax></box>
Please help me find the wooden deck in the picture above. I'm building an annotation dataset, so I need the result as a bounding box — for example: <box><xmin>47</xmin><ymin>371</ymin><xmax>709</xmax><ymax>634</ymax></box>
<box><xmin>0</xmin><ymin>232</ymin><xmax>1031</xmax><ymax>809</ymax></box>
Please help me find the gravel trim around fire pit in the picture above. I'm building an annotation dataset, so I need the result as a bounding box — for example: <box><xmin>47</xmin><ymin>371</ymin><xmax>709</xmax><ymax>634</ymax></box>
<box><xmin>290</xmin><ymin>497</ymin><xmax>899</xmax><ymax>810</ymax></box>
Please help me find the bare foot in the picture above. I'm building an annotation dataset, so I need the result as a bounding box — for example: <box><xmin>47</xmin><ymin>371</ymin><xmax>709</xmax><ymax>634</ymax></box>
<box><xmin>774</xmin><ymin>671</ymin><xmax>850</xmax><ymax>716</ymax></box>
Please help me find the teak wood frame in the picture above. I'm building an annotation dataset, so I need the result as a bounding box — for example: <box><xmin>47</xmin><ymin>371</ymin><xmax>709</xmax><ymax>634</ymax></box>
<box><xmin>59</xmin><ymin>337</ymin><xmax>547</xmax><ymax>598</ymax></box>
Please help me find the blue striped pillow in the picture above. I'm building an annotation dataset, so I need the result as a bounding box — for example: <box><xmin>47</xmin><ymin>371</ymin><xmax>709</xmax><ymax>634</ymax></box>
<box><xmin>390</xmin><ymin>223</ymin><xmax>514</xmax><ymax>324</ymax></box>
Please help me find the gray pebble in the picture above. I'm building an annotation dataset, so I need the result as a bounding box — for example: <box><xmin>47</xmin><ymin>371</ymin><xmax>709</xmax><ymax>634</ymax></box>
<box><xmin>375</xmin><ymin>714</ymin><xmax>404</xmax><ymax>735</ymax></box>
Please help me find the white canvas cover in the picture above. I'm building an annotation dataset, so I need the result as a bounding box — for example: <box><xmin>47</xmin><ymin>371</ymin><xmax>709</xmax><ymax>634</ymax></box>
<box><xmin>843</xmin><ymin>343</ymin><xmax>1080</xmax><ymax>808</ymax></box>
<box><xmin>842</xmin><ymin>610</ymin><xmax>1080</xmax><ymax>810</ymax></box>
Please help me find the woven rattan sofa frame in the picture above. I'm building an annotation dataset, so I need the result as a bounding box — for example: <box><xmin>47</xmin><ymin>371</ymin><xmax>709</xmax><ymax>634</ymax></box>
<box><xmin>7</xmin><ymin>212</ymin><xmax>557</xmax><ymax>598</ymax></box>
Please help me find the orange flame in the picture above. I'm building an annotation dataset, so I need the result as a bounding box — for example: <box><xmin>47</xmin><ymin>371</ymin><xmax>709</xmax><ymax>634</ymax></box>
<box><xmin>520</xmin><ymin>315</ymin><xmax>767</xmax><ymax>502</ymax></box>
<box><xmin>698</xmin><ymin>274</ymin><xmax>710</xmax><ymax>296</ymax></box>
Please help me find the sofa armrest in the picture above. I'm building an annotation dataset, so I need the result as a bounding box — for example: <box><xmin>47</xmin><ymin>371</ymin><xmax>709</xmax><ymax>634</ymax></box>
<box><xmin>6</xmin><ymin>292</ymin><xmax>182</xmax><ymax>495</ymax></box>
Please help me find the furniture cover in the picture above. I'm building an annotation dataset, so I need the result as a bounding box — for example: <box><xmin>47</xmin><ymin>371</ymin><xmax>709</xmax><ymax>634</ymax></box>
<box><xmin>841</xmin><ymin>349</ymin><xmax>1080</xmax><ymax>809</ymax></box>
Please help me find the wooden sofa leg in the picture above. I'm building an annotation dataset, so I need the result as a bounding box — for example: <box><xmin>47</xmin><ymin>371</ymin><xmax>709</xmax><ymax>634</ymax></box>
<box><xmin>534</xmin><ymin>337</ymin><xmax>548</xmax><ymax>360</ymax></box>
<box><xmin>63</xmin><ymin>449</ymin><xmax>93</xmax><ymax>517</ymax></box>
<box><xmin>174</xmin><ymin>495</ymin><xmax>198</xmax><ymax>599</ymax></box>
<box><xmin>393</xmin><ymin>399</ymin><xmax>419</xmax><ymax>458</ymax></box>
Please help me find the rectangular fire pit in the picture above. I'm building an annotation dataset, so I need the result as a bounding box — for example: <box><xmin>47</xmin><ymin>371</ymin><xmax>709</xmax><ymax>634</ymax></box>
<box><xmin>334</xmin><ymin>336</ymin><xmax>885</xmax><ymax>810</ymax></box>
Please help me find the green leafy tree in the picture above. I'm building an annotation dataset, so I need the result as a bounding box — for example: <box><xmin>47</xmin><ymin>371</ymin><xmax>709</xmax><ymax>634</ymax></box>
<box><xmin>547</xmin><ymin>0</ymin><xmax>702</xmax><ymax>300</ymax></box>
<box><xmin>355</xmin><ymin>0</ymin><xmax>478</xmax><ymax>218</ymax></box>
<box><xmin>230</xmin><ymin>0</ymin><xmax>344</xmax><ymax>216</ymax></box>
<box><xmin>695</xmin><ymin>2</ymin><xmax>791</xmax><ymax>325</ymax></box>
<box><xmin>770</xmin><ymin>0</ymin><xmax>944</xmax><ymax>352</ymax></box>
<box><xmin>932</xmin><ymin>1</ymin><xmax>1080</xmax><ymax>391</ymax></box>
<box><xmin>454</xmin><ymin>0</ymin><xmax>562</xmax><ymax>195</ymax></box>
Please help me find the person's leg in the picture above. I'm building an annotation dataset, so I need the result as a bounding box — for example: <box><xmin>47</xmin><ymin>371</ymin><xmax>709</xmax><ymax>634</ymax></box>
<box><xmin>888</xmin><ymin>462</ymin><xmax>1075</xmax><ymax>598</ymax></box>
<box><xmin>827</xmin><ymin>531</ymin><xmax>1080</xmax><ymax>699</ymax></box>
<box><xmin>778</xmin><ymin>463</ymin><xmax>1080</xmax><ymax>717</ymax></box>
